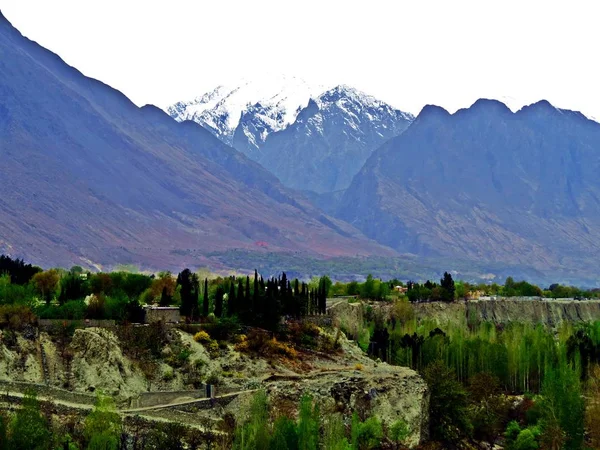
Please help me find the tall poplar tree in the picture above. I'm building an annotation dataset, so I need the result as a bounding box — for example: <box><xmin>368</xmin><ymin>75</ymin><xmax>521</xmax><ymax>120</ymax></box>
<box><xmin>203</xmin><ymin>278</ymin><xmax>209</xmax><ymax>317</ymax></box>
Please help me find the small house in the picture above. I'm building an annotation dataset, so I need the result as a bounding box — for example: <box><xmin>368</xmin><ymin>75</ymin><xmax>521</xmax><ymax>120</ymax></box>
<box><xmin>143</xmin><ymin>306</ymin><xmax>181</xmax><ymax>324</ymax></box>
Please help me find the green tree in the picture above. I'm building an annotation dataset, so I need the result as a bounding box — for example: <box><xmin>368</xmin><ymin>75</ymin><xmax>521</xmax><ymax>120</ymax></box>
<box><xmin>203</xmin><ymin>278</ymin><xmax>209</xmax><ymax>317</ymax></box>
<box><xmin>423</xmin><ymin>360</ymin><xmax>472</xmax><ymax>442</ymax></box>
<box><xmin>214</xmin><ymin>286</ymin><xmax>224</xmax><ymax>318</ymax></box>
<box><xmin>297</xmin><ymin>395</ymin><xmax>319</xmax><ymax>450</ymax></box>
<box><xmin>8</xmin><ymin>390</ymin><xmax>51</xmax><ymax>450</ymax></box>
<box><xmin>539</xmin><ymin>362</ymin><xmax>584</xmax><ymax>450</ymax></box>
<box><xmin>323</xmin><ymin>413</ymin><xmax>351</xmax><ymax>450</ymax></box>
<box><xmin>440</xmin><ymin>272</ymin><xmax>455</xmax><ymax>302</ymax></box>
<box><xmin>84</xmin><ymin>394</ymin><xmax>122</xmax><ymax>450</ymax></box>
<box><xmin>271</xmin><ymin>416</ymin><xmax>298</xmax><ymax>450</ymax></box>
<box><xmin>0</xmin><ymin>413</ymin><xmax>7</xmax><ymax>450</ymax></box>
<box><xmin>351</xmin><ymin>414</ymin><xmax>383</xmax><ymax>450</ymax></box>
<box><xmin>233</xmin><ymin>391</ymin><xmax>270</xmax><ymax>450</ymax></box>
<box><xmin>360</xmin><ymin>275</ymin><xmax>376</xmax><ymax>300</ymax></box>
<box><xmin>177</xmin><ymin>269</ymin><xmax>199</xmax><ymax>319</ymax></box>
<box><xmin>32</xmin><ymin>269</ymin><xmax>60</xmax><ymax>305</ymax></box>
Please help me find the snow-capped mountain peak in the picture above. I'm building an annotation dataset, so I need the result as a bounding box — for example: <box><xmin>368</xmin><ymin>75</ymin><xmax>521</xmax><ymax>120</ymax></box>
<box><xmin>316</xmin><ymin>85</ymin><xmax>415</xmax><ymax>123</ymax></box>
<box><xmin>167</xmin><ymin>76</ymin><xmax>327</xmax><ymax>146</ymax></box>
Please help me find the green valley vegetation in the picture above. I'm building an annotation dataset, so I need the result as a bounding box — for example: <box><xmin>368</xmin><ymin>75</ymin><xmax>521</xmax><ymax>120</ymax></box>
<box><xmin>2</xmin><ymin>253</ymin><xmax>600</xmax><ymax>448</ymax></box>
<box><xmin>0</xmin><ymin>389</ymin><xmax>408</xmax><ymax>450</ymax></box>
<box><xmin>344</xmin><ymin>304</ymin><xmax>600</xmax><ymax>449</ymax></box>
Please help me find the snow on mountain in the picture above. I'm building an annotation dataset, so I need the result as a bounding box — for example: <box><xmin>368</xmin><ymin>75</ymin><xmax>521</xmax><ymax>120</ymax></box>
<box><xmin>167</xmin><ymin>76</ymin><xmax>327</xmax><ymax>148</ymax></box>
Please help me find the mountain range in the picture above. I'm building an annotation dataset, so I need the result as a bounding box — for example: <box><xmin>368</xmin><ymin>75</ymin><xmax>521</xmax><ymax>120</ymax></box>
<box><xmin>2</xmin><ymin>9</ymin><xmax>600</xmax><ymax>284</ymax></box>
<box><xmin>337</xmin><ymin>99</ymin><xmax>600</xmax><ymax>281</ymax></box>
<box><xmin>0</xmin><ymin>11</ymin><xmax>392</xmax><ymax>271</ymax></box>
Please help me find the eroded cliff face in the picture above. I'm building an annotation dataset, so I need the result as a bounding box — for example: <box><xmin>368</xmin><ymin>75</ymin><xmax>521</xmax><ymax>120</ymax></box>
<box><xmin>0</xmin><ymin>325</ymin><xmax>430</xmax><ymax>447</ymax></box>
<box><xmin>415</xmin><ymin>300</ymin><xmax>600</xmax><ymax>327</ymax></box>
<box><xmin>331</xmin><ymin>298</ymin><xmax>600</xmax><ymax>329</ymax></box>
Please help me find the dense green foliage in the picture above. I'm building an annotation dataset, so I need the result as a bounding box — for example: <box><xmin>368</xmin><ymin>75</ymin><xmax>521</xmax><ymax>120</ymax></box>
<box><xmin>5</xmin><ymin>391</ymin><xmax>50</xmax><ymax>450</ymax></box>
<box><xmin>233</xmin><ymin>392</ymin><xmax>404</xmax><ymax>450</ymax></box>
<box><xmin>353</xmin><ymin>306</ymin><xmax>596</xmax><ymax>448</ymax></box>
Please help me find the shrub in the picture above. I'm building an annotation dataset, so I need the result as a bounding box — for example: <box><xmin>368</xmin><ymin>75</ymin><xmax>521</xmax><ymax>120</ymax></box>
<box><xmin>0</xmin><ymin>305</ymin><xmax>37</xmax><ymax>330</ymax></box>
<box><xmin>390</xmin><ymin>419</ymin><xmax>410</xmax><ymax>443</ymax></box>
<box><xmin>352</xmin><ymin>414</ymin><xmax>383</xmax><ymax>450</ymax></box>
<box><xmin>8</xmin><ymin>390</ymin><xmax>51</xmax><ymax>450</ymax></box>
<box><xmin>235</xmin><ymin>330</ymin><xmax>297</xmax><ymax>359</ymax></box>
<box><xmin>265</xmin><ymin>338</ymin><xmax>297</xmax><ymax>359</ymax></box>
<box><xmin>206</xmin><ymin>340</ymin><xmax>220</xmax><ymax>358</ymax></box>
<box><xmin>162</xmin><ymin>369</ymin><xmax>175</xmax><ymax>382</ymax></box>
<box><xmin>205</xmin><ymin>316</ymin><xmax>241</xmax><ymax>341</ymax></box>
<box><xmin>193</xmin><ymin>330</ymin><xmax>211</xmax><ymax>343</ymax></box>
<box><xmin>206</xmin><ymin>372</ymin><xmax>220</xmax><ymax>386</ymax></box>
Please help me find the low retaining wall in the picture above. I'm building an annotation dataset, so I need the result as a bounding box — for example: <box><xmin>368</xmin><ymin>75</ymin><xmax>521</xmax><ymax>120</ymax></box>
<box><xmin>38</xmin><ymin>319</ymin><xmax>116</xmax><ymax>330</ymax></box>
<box><xmin>0</xmin><ymin>380</ymin><xmax>96</xmax><ymax>406</ymax></box>
<box><xmin>129</xmin><ymin>388</ymin><xmax>207</xmax><ymax>409</ymax></box>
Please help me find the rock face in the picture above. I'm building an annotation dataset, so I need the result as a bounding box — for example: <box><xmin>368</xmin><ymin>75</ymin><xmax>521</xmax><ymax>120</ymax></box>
<box><xmin>249</xmin><ymin>367</ymin><xmax>429</xmax><ymax>448</ymax></box>
<box><xmin>0</xmin><ymin>332</ymin><xmax>42</xmax><ymax>382</ymax></box>
<box><xmin>413</xmin><ymin>300</ymin><xmax>600</xmax><ymax>328</ymax></box>
<box><xmin>257</xmin><ymin>86</ymin><xmax>414</xmax><ymax>193</ymax></box>
<box><xmin>0</xmin><ymin>324</ymin><xmax>430</xmax><ymax>447</ymax></box>
<box><xmin>69</xmin><ymin>328</ymin><xmax>148</xmax><ymax>398</ymax></box>
<box><xmin>336</xmin><ymin>99</ymin><xmax>600</xmax><ymax>284</ymax></box>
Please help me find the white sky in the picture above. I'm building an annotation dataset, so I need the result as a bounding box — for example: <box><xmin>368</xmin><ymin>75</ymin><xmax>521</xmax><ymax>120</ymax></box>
<box><xmin>2</xmin><ymin>0</ymin><xmax>600</xmax><ymax>117</ymax></box>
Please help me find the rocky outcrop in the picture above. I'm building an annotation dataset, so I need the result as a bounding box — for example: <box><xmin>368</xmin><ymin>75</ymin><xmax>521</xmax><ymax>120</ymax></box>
<box><xmin>227</xmin><ymin>365</ymin><xmax>428</xmax><ymax>448</ymax></box>
<box><xmin>69</xmin><ymin>328</ymin><xmax>148</xmax><ymax>398</ymax></box>
<box><xmin>331</xmin><ymin>298</ymin><xmax>600</xmax><ymax>330</ymax></box>
<box><xmin>0</xmin><ymin>331</ymin><xmax>43</xmax><ymax>382</ymax></box>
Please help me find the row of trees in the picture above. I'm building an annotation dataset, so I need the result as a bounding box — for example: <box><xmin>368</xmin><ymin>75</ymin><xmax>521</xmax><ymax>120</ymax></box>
<box><xmin>173</xmin><ymin>270</ymin><xmax>330</xmax><ymax>330</ymax></box>
<box><xmin>233</xmin><ymin>391</ymin><xmax>409</xmax><ymax>450</ymax></box>
<box><xmin>351</xmin><ymin>302</ymin><xmax>592</xmax><ymax>448</ymax></box>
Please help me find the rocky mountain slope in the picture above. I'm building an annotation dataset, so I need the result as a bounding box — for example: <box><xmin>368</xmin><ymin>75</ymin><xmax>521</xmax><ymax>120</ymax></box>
<box><xmin>258</xmin><ymin>86</ymin><xmax>414</xmax><ymax>193</ymax></box>
<box><xmin>0</xmin><ymin>12</ymin><xmax>393</xmax><ymax>270</ymax></box>
<box><xmin>336</xmin><ymin>99</ymin><xmax>600</xmax><ymax>282</ymax></box>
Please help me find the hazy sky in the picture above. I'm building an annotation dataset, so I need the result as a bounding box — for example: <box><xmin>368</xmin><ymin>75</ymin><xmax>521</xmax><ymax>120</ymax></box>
<box><xmin>3</xmin><ymin>0</ymin><xmax>600</xmax><ymax>117</ymax></box>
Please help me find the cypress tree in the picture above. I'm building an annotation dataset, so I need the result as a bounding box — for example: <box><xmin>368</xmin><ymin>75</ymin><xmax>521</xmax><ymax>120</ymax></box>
<box><xmin>441</xmin><ymin>272</ymin><xmax>456</xmax><ymax>302</ymax></box>
<box><xmin>238</xmin><ymin>278</ymin><xmax>245</xmax><ymax>308</ymax></box>
<box><xmin>203</xmin><ymin>278</ymin><xmax>209</xmax><ymax>317</ymax></box>
<box><xmin>191</xmin><ymin>274</ymin><xmax>200</xmax><ymax>320</ymax></box>
<box><xmin>245</xmin><ymin>276</ymin><xmax>251</xmax><ymax>306</ymax></box>
<box><xmin>215</xmin><ymin>286</ymin><xmax>224</xmax><ymax>318</ymax></box>
<box><xmin>228</xmin><ymin>278</ymin><xmax>237</xmax><ymax>316</ymax></box>
<box><xmin>253</xmin><ymin>270</ymin><xmax>259</xmax><ymax>313</ymax></box>
<box><xmin>177</xmin><ymin>268</ymin><xmax>194</xmax><ymax>318</ymax></box>
<box><xmin>160</xmin><ymin>286</ymin><xmax>171</xmax><ymax>306</ymax></box>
